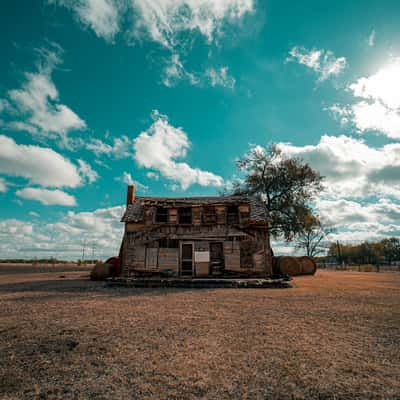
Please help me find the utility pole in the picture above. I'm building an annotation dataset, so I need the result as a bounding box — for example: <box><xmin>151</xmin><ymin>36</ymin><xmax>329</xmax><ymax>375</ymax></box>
<box><xmin>91</xmin><ymin>242</ymin><xmax>95</xmax><ymax>263</ymax></box>
<box><xmin>82</xmin><ymin>239</ymin><xmax>87</xmax><ymax>263</ymax></box>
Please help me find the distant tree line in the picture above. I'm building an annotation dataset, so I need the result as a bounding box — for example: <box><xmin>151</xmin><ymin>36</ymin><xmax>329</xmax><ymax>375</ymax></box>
<box><xmin>326</xmin><ymin>238</ymin><xmax>400</xmax><ymax>265</ymax></box>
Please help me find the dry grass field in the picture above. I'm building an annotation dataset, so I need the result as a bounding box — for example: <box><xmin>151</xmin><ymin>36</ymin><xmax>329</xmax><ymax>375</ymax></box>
<box><xmin>0</xmin><ymin>266</ymin><xmax>399</xmax><ymax>400</ymax></box>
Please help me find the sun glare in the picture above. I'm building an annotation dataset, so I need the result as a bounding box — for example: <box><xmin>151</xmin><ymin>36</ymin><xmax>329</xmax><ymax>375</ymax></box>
<box><xmin>351</xmin><ymin>58</ymin><xmax>400</xmax><ymax>109</ymax></box>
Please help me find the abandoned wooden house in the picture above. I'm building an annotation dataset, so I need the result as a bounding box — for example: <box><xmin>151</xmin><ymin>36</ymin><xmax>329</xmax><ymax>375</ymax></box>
<box><xmin>119</xmin><ymin>185</ymin><xmax>273</xmax><ymax>278</ymax></box>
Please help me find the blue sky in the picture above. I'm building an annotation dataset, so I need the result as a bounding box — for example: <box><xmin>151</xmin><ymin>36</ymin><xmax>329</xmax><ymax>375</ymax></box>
<box><xmin>1</xmin><ymin>0</ymin><xmax>400</xmax><ymax>259</ymax></box>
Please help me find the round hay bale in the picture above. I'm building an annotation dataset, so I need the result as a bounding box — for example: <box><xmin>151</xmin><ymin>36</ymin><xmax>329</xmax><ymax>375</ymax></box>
<box><xmin>276</xmin><ymin>256</ymin><xmax>302</xmax><ymax>276</ymax></box>
<box><xmin>297</xmin><ymin>256</ymin><xmax>317</xmax><ymax>275</ymax></box>
<box><xmin>105</xmin><ymin>256</ymin><xmax>121</xmax><ymax>276</ymax></box>
<box><xmin>90</xmin><ymin>262</ymin><xmax>112</xmax><ymax>281</ymax></box>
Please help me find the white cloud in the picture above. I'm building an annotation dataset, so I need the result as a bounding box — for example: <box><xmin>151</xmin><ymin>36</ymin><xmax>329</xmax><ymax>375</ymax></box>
<box><xmin>329</xmin><ymin>58</ymin><xmax>400</xmax><ymax>139</ymax></box>
<box><xmin>287</xmin><ymin>46</ymin><xmax>347</xmax><ymax>81</ymax></box>
<box><xmin>205</xmin><ymin>66</ymin><xmax>235</xmax><ymax>88</ymax></box>
<box><xmin>1</xmin><ymin>46</ymin><xmax>86</xmax><ymax>146</ymax></box>
<box><xmin>86</xmin><ymin>135</ymin><xmax>132</xmax><ymax>158</ymax></box>
<box><xmin>368</xmin><ymin>29</ymin><xmax>376</xmax><ymax>47</ymax></box>
<box><xmin>0</xmin><ymin>134</ymin><xmax>83</xmax><ymax>188</ymax></box>
<box><xmin>349</xmin><ymin>60</ymin><xmax>400</xmax><ymax>110</ymax></box>
<box><xmin>161</xmin><ymin>54</ymin><xmax>199</xmax><ymax>87</ymax></box>
<box><xmin>49</xmin><ymin>0</ymin><xmax>122</xmax><ymax>42</ymax></box>
<box><xmin>77</xmin><ymin>159</ymin><xmax>99</xmax><ymax>184</ymax></box>
<box><xmin>146</xmin><ymin>171</ymin><xmax>159</xmax><ymax>180</ymax></box>
<box><xmin>0</xmin><ymin>177</ymin><xmax>7</xmax><ymax>192</ymax></box>
<box><xmin>116</xmin><ymin>171</ymin><xmax>148</xmax><ymax>192</ymax></box>
<box><xmin>16</xmin><ymin>188</ymin><xmax>77</xmax><ymax>206</ymax></box>
<box><xmin>0</xmin><ymin>205</ymin><xmax>125</xmax><ymax>259</ymax></box>
<box><xmin>276</xmin><ymin>134</ymin><xmax>400</xmax><ymax>199</ymax></box>
<box><xmin>129</xmin><ymin>0</ymin><xmax>254</xmax><ymax>48</ymax></box>
<box><xmin>133</xmin><ymin>110</ymin><xmax>223</xmax><ymax>189</ymax></box>
<box><xmin>50</xmin><ymin>0</ymin><xmax>254</xmax><ymax>48</ymax></box>
<box><xmin>350</xmin><ymin>101</ymin><xmax>400</xmax><ymax>139</ymax></box>
<box><xmin>49</xmin><ymin>2</ymin><xmax>249</xmax><ymax>89</ymax></box>
<box><xmin>29</xmin><ymin>211</ymin><xmax>40</xmax><ymax>218</ymax></box>
<box><xmin>315</xmin><ymin>198</ymin><xmax>400</xmax><ymax>243</ymax></box>
<box><xmin>161</xmin><ymin>54</ymin><xmax>235</xmax><ymax>88</ymax></box>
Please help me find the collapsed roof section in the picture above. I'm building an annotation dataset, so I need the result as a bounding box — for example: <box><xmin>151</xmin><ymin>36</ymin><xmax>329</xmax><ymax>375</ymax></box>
<box><xmin>121</xmin><ymin>195</ymin><xmax>268</xmax><ymax>224</ymax></box>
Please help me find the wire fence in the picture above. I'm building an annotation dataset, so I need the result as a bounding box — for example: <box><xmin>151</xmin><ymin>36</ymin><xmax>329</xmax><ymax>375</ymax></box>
<box><xmin>317</xmin><ymin>262</ymin><xmax>400</xmax><ymax>273</ymax></box>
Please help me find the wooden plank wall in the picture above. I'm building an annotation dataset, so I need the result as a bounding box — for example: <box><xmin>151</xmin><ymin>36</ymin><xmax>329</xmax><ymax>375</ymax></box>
<box><xmin>223</xmin><ymin>240</ymin><xmax>241</xmax><ymax>270</ymax></box>
<box><xmin>158</xmin><ymin>248</ymin><xmax>179</xmax><ymax>271</ymax></box>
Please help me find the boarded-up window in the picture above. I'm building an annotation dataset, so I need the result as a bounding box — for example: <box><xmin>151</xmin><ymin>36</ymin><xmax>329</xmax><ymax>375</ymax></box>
<box><xmin>226</xmin><ymin>205</ymin><xmax>239</xmax><ymax>224</ymax></box>
<box><xmin>155</xmin><ymin>207</ymin><xmax>168</xmax><ymax>223</ymax></box>
<box><xmin>202</xmin><ymin>206</ymin><xmax>217</xmax><ymax>224</ymax></box>
<box><xmin>178</xmin><ymin>207</ymin><xmax>192</xmax><ymax>224</ymax></box>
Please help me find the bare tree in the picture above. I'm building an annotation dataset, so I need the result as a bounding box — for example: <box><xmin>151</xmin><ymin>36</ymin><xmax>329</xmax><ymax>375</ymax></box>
<box><xmin>295</xmin><ymin>216</ymin><xmax>334</xmax><ymax>257</ymax></box>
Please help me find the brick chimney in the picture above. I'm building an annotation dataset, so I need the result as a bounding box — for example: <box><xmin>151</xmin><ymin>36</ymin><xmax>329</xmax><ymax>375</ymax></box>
<box><xmin>126</xmin><ymin>185</ymin><xmax>135</xmax><ymax>205</ymax></box>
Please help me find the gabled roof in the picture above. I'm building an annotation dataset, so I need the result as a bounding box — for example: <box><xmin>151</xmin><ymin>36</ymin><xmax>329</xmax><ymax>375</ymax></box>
<box><xmin>121</xmin><ymin>195</ymin><xmax>267</xmax><ymax>223</ymax></box>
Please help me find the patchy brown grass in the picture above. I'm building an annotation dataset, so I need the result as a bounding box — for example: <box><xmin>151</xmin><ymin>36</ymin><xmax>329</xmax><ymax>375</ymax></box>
<box><xmin>0</xmin><ymin>268</ymin><xmax>399</xmax><ymax>399</ymax></box>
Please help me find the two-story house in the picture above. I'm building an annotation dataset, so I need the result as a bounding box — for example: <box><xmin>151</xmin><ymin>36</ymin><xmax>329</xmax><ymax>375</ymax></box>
<box><xmin>119</xmin><ymin>185</ymin><xmax>273</xmax><ymax>278</ymax></box>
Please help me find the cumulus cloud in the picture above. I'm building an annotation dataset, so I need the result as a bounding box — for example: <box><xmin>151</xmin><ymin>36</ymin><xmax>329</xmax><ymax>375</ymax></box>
<box><xmin>276</xmin><ymin>134</ymin><xmax>400</xmax><ymax>199</ymax></box>
<box><xmin>350</xmin><ymin>60</ymin><xmax>400</xmax><ymax>110</ymax></box>
<box><xmin>1</xmin><ymin>45</ymin><xmax>86</xmax><ymax>145</ymax></box>
<box><xmin>0</xmin><ymin>205</ymin><xmax>125</xmax><ymax>259</ymax></box>
<box><xmin>329</xmin><ymin>58</ymin><xmax>400</xmax><ymax>139</ymax></box>
<box><xmin>133</xmin><ymin>111</ymin><xmax>223</xmax><ymax>189</ymax></box>
<box><xmin>16</xmin><ymin>188</ymin><xmax>77</xmax><ymax>206</ymax></box>
<box><xmin>315</xmin><ymin>198</ymin><xmax>400</xmax><ymax>243</ymax></box>
<box><xmin>0</xmin><ymin>134</ymin><xmax>83</xmax><ymax>188</ymax></box>
<box><xmin>287</xmin><ymin>46</ymin><xmax>347</xmax><ymax>81</ymax></box>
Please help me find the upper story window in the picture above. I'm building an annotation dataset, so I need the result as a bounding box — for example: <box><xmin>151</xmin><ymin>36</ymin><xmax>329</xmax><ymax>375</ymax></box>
<box><xmin>155</xmin><ymin>207</ymin><xmax>168</xmax><ymax>223</ymax></box>
<box><xmin>202</xmin><ymin>206</ymin><xmax>217</xmax><ymax>224</ymax></box>
<box><xmin>178</xmin><ymin>207</ymin><xmax>192</xmax><ymax>224</ymax></box>
<box><xmin>226</xmin><ymin>205</ymin><xmax>240</xmax><ymax>224</ymax></box>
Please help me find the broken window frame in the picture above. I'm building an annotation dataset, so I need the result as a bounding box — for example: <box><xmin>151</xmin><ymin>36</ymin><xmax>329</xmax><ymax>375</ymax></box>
<box><xmin>155</xmin><ymin>207</ymin><xmax>169</xmax><ymax>223</ymax></box>
<box><xmin>178</xmin><ymin>207</ymin><xmax>192</xmax><ymax>225</ymax></box>
<box><xmin>202</xmin><ymin>206</ymin><xmax>217</xmax><ymax>224</ymax></box>
<box><xmin>226</xmin><ymin>205</ymin><xmax>240</xmax><ymax>225</ymax></box>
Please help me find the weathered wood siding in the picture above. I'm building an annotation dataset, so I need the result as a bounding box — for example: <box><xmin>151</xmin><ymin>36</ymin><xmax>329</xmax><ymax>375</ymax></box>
<box><xmin>158</xmin><ymin>248</ymin><xmax>179</xmax><ymax>271</ymax></box>
<box><xmin>121</xmin><ymin>202</ymin><xmax>272</xmax><ymax>276</ymax></box>
<box><xmin>168</xmin><ymin>208</ymin><xmax>177</xmax><ymax>224</ymax></box>
<box><xmin>223</xmin><ymin>240</ymin><xmax>241</xmax><ymax>270</ymax></box>
<box><xmin>126</xmin><ymin>222</ymin><xmax>146</xmax><ymax>232</ymax></box>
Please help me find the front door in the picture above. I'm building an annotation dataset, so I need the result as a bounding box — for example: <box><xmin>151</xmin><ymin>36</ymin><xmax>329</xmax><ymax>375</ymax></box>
<box><xmin>181</xmin><ymin>242</ymin><xmax>193</xmax><ymax>276</ymax></box>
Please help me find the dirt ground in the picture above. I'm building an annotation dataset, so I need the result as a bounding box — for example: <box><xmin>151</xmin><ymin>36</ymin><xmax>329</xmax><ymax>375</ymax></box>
<box><xmin>0</xmin><ymin>267</ymin><xmax>399</xmax><ymax>400</ymax></box>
